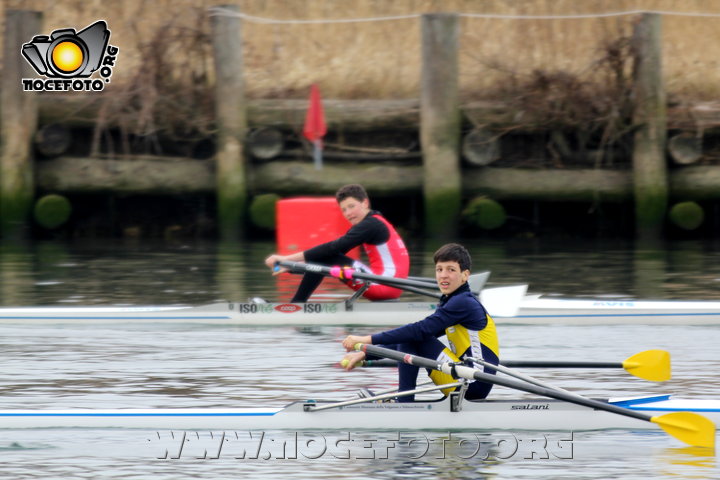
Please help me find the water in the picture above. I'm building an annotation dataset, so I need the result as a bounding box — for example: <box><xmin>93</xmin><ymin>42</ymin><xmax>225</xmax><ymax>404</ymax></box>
<box><xmin>0</xmin><ymin>238</ymin><xmax>718</xmax><ymax>478</ymax></box>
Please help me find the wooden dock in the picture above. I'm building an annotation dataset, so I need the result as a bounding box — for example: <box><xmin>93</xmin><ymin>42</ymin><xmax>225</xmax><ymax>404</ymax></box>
<box><xmin>3</xmin><ymin>9</ymin><xmax>720</xmax><ymax>239</ymax></box>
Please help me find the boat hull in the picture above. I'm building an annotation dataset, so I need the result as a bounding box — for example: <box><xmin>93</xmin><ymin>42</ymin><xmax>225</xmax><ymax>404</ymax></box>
<box><xmin>515</xmin><ymin>296</ymin><xmax>720</xmax><ymax>325</ymax></box>
<box><xmin>1</xmin><ymin>395</ymin><xmax>718</xmax><ymax>430</ymax></box>
<box><xmin>3</xmin><ymin>295</ymin><xmax>720</xmax><ymax>325</ymax></box>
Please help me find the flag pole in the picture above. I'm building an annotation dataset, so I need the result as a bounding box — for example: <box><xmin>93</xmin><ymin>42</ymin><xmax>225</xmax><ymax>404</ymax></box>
<box><xmin>313</xmin><ymin>139</ymin><xmax>323</xmax><ymax>170</ymax></box>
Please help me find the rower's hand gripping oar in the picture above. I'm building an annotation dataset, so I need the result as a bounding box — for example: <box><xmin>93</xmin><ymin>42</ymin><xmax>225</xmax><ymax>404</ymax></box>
<box><xmin>342</xmin><ymin>349</ymin><xmax>671</xmax><ymax>383</ymax></box>
<box><xmin>354</xmin><ymin>343</ymin><xmax>715</xmax><ymax>448</ymax></box>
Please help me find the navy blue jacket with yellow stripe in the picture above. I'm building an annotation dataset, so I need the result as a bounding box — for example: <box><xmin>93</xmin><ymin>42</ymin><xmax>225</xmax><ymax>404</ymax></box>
<box><xmin>371</xmin><ymin>282</ymin><xmax>500</xmax><ymax>368</ymax></box>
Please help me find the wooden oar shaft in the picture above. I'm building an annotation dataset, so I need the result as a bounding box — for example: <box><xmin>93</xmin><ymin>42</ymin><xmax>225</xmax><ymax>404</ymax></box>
<box><xmin>358</xmin><ymin>344</ymin><xmax>652</xmax><ymax>423</ymax></box>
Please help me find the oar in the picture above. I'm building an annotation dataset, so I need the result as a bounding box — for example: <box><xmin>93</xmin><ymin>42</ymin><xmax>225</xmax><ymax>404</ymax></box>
<box><xmin>504</xmin><ymin>349</ymin><xmax>671</xmax><ymax>382</ymax></box>
<box><xmin>409</xmin><ymin>271</ymin><xmax>491</xmax><ymax>293</ymax></box>
<box><xmin>470</xmin><ymin>355</ymin><xmax>577</xmax><ymax>394</ymax></box>
<box><xmin>276</xmin><ymin>261</ymin><xmax>527</xmax><ymax>316</ymax></box>
<box><xmin>344</xmin><ymin>355</ymin><xmax>576</xmax><ymax>394</ymax></box>
<box><xmin>381</xmin><ymin>272</ymin><xmax>492</xmax><ymax>299</ymax></box>
<box><xmin>388</xmin><ymin>283</ymin><xmax>441</xmax><ymax>299</ymax></box>
<box><xmin>277</xmin><ymin>260</ymin><xmax>441</xmax><ymax>299</ymax></box>
<box><xmin>406</xmin><ymin>276</ymin><xmax>439</xmax><ymax>284</ymax></box>
<box><xmin>277</xmin><ymin>260</ymin><xmax>440</xmax><ymax>290</ymax></box>
<box><xmin>479</xmin><ymin>285</ymin><xmax>527</xmax><ymax>317</ymax></box>
<box><xmin>339</xmin><ymin>358</ymin><xmax>398</xmax><ymax>368</ymax></box>
<box><xmin>354</xmin><ymin>343</ymin><xmax>715</xmax><ymax>448</ymax></box>
<box><xmin>342</xmin><ymin>349</ymin><xmax>670</xmax><ymax>382</ymax></box>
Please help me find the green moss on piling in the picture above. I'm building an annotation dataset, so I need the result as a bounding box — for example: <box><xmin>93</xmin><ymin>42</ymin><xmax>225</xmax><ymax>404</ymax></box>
<box><xmin>462</xmin><ymin>196</ymin><xmax>506</xmax><ymax>230</ymax></box>
<box><xmin>668</xmin><ymin>201</ymin><xmax>704</xmax><ymax>231</ymax></box>
<box><xmin>249</xmin><ymin>193</ymin><xmax>280</xmax><ymax>230</ymax></box>
<box><xmin>424</xmin><ymin>188</ymin><xmax>461</xmax><ymax>236</ymax></box>
<box><xmin>33</xmin><ymin>194</ymin><xmax>72</xmax><ymax>229</ymax></box>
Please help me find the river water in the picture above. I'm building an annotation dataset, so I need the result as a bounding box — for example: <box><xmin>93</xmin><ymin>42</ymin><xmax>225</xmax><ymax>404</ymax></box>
<box><xmin>0</xmin><ymin>237</ymin><xmax>718</xmax><ymax>478</ymax></box>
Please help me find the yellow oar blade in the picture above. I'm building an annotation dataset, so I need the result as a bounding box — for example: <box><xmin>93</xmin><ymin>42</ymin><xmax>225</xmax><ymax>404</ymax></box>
<box><xmin>622</xmin><ymin>349</ymin><xmax>671</xmax><ymax>382</ymax></box>
<box><xmin>651</xmin><ymin>412</ymin><xmax>716</xmax><ymax>448</ymax></box>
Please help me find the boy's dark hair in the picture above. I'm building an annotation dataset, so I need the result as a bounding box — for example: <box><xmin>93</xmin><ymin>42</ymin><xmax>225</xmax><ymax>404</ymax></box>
<box><xmin>433</xmin><ymin>243</ymin><xmax>472</xmax><ymax>272</ymax></box>
<box><xmin>336</xmin><ymin>184</ymin><xmax>369</xmax><ymax>204</ymax></box>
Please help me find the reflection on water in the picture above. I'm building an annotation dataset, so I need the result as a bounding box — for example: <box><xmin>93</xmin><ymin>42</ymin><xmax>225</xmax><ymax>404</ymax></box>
<box><xmin>662</xmin><ymin>446</ymin><xmax>718</xmax><ymax>469</ymax></box>
<box><xmin>3</xmin><ymin>237</ymin><xmax>720</xmax><ymax>305</ymax></box>
<box><xmin>0</xmin><ymin>237</ymin><xmax>719</xmax><ymax>479</ymax></box>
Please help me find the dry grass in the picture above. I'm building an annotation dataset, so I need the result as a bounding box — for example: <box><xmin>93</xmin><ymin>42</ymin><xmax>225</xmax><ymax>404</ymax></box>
<box><xmin>2</xmin><ymin>0</ymin><xmax>720</xmax><ymax>100</ymax></box>
<box><xmin>3</xmin><ymin>0</ymin><xmax>720</xmax><ymax>149</ymax></box>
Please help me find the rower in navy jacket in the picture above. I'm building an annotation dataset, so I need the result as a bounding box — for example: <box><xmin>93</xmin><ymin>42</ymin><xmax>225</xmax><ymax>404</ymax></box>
<box><xmin>341</xmin><ymin>243</ymin><xmax>500</xmax><ymax>402</ymax></box>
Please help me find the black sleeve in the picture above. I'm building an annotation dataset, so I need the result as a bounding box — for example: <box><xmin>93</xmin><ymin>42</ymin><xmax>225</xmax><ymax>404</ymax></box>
<box><xmin>304</xmin><ymin>214</ymin><xmax>390</xmax><ymax>262</ymax></box>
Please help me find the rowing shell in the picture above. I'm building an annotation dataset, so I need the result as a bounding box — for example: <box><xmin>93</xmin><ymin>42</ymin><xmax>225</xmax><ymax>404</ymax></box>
<box><xmin>1</xmin><ymin>395</ymin><xmax>718</xmax><ymax>430</ymax></box>
<box><xmin>0</xmin><ymin>285</ymin><xmax>525</xmax><ymax>326</ymax></box>
<box><xmin>3</xmin><ymin>289</ymin><xmax>720</xmax><ymax>325</ymax></box>
<box><xmin>515</xmin><ymin>295</ymin><xmax>720</xmax><ymax>325</ymax></box>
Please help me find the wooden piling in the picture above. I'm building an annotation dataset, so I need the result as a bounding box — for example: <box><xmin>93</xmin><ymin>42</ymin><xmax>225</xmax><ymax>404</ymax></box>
<box><xmin>210</xmin><ymin>5</ymin><xmax>248</xmax><ymax>240</ymax></box>
<box><xmin>420</xmin><ymin>13</ymin><xmax>461</xmax><ymax>238</ymax></box>
<box><xmin>1</xmin><ymin>10</ymin><xmax>41</xmax><ymax>238</ymax></box>
<box><xmin>631</xmin><ymin>13</ymin><xmax>667</xmax><ymax>240</ymax></box>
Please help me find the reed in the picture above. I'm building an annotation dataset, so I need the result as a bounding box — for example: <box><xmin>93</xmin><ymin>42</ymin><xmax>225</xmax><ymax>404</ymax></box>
<box><xmin>237</xmin><ymin>0</ymin><xmax>720</xmax><ymax>100</ymax></box>
<box><xmin>3</xmin><ymin>0</ymin><xmax>719</xmax><ymax>146</ymax></box>
<box><xmin>5</xmin><ymin>0</ymin><xmax>719</xmax><ymax>98</ymax></box>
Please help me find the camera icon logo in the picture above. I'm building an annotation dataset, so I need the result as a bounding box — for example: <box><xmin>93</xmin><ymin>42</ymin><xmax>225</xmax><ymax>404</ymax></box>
<box><xmin>22</xmin><ymin>20</ymin><xmax>110</xmax><ymax>78</ymax></box>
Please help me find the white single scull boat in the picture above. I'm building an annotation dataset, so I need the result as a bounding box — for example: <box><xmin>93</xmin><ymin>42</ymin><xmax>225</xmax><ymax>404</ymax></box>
<box><xmin>514</xmin><ymin>294</ymin><xmax>720</xmax><ymax>325</ymax></box>
<box><xmin>1</xmin><ymin>340</ymin><xmax>713</xmax><ymax>447</ymax></box>
<box><xmin>3</xmin><ymin>289</ymin><xmax>720</xmax><ymax>325</ymax></box>
<box><xmin>2</xmin><ymin>261</ymin><xmax>720</xmax><ymax>326</ymax></box>
<box><xmin>1</xmin><ymin>394</ymin><xmax>718</xmax><ymax>431</ymax></box>
<box><xmin>0</xmin><ymin>283</ymin><xmax>524</xmax><ymax>326</ymax></box>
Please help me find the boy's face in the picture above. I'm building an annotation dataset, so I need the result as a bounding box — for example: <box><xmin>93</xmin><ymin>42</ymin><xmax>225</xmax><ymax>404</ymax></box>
<box><xmin>435</xmin><ymin>260</ymin><xmax>470</xmax><ymax>295</ymax></box>
<box><xmin>339</xmin><ymin>197</ymin><xmax>370</xmax><ymax>225</ymax></box>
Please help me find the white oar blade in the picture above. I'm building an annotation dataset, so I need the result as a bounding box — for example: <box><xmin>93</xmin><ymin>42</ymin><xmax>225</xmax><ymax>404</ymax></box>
<box><xmin>468</xmin><ymin>272</ymin><xmax>490</xmax><ymax>294</ymax></box>
<box><xmin>480</xmin><ymin>285</ymin><xmax>528</xmax><ymax>317</ymax></box>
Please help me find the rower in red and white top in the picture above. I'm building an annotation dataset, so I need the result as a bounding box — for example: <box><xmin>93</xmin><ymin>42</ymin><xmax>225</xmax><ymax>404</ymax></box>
<box><xmin>264</xmin><ymin>184</ymin><xmax>409</xmax><ymax>302</ymax></box>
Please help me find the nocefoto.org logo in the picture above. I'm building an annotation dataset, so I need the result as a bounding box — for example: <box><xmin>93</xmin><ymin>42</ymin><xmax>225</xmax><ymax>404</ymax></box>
<box><xmin>21</xmin><ymin>20</ymin><xmax>119</xmax><ymax>92</ymax></box>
